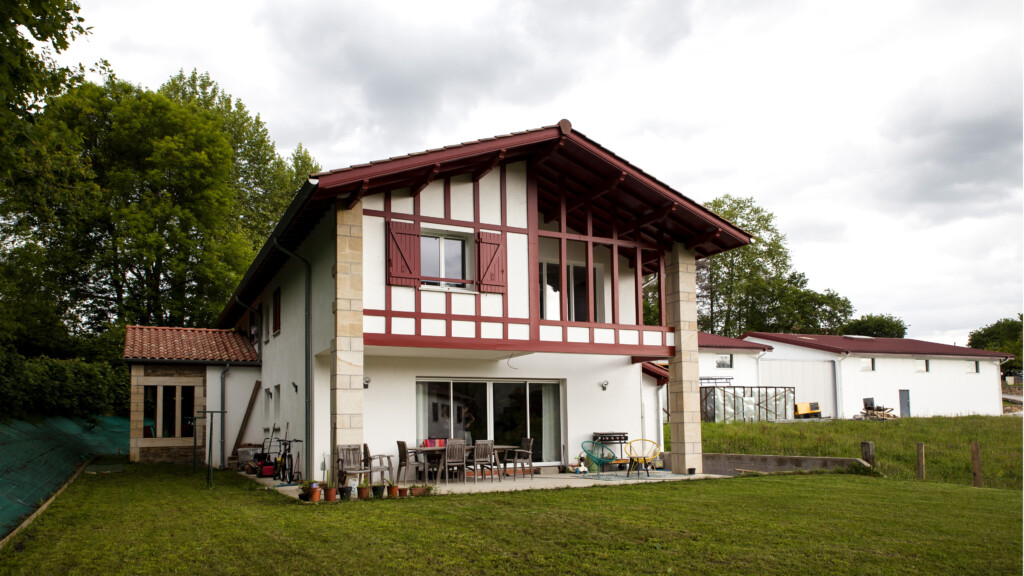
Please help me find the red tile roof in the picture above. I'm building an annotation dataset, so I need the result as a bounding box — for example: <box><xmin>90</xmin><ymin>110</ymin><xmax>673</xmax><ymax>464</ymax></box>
<box><xmin>699</xmin><ymin>332</ymin><xmax>773</xmax><ymax>351</ymax></box>
<box><xmin>124</xmin><ymin>326</ymin><xmax>259</xmax><ymax>364</ymax></box>
<box><xmin>741</xmin><ymin>332</ymin><xmax>1012</xmax><ymax>359</ymax></box>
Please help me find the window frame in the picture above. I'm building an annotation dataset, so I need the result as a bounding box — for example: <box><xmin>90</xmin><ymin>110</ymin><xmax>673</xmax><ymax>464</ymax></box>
<box><xmin>419</xmin><ymin>229</ymin><xmax>474</xmax><ymax>290</ymax></box>
<box><xmin>715</xmin><ymin>353</ymin><xmax>734</xmax><ymax>369</ymax></box>
<box><xmin>272</xmin><ymin>287</ymin><xmax>281</xmax><ymax>335</ymax></box>
<box><xmin>538</xmin><ymin>258</ymin><xmax>606</xmax><ymax>322</ymax></box>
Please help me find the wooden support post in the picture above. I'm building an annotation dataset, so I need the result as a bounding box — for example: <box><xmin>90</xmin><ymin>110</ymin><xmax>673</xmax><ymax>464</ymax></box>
<box><xmin>860</xmin><ymin>441</ymin><xmax>875</xmax><ymax>467</ymax></box>
<box><xmin>916</xmin><ymin>442</ymin><xmax>925</xmax><ymax>480</ymax></box>
<box><xmin>970</xmin><ymin>441</ymin><xmax>983</xmax><ymax>488</ymax></box>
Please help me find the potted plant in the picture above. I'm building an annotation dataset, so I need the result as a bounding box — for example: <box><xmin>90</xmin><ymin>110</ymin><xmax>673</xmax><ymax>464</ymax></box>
<box><xmin>371</xmin><ymin>481</ymin><xmax>385</xmax><ymax>500</ymax></box>
<box><xmin>309</xmin><ymin>481</ymin><xmax>322</xmax><ymax>503</ymax></box>
<box><xmin>397</xmin><ymin>486</ymin><xmax>409</xmax><ymax>498</ymax></box>
<box><xmin>299</xmin><ymin>480</ymin><xmax>322</xmax><ymax>502</ymax></box>
<box><xmin>409</xmin><ymin>484</ymin><xmax>433</xmax><ymax>497</ymax></box>
<box><xmin>322</xmin><ymin>458</ymin><xmax>338</xmax><ymax>502</ymax></box>
<box><xmin>356</xmin><ymin>479</ymin><xmax>370</xmax><ymax>500</ymax></box>
<box><xmin>385</xmin><ymin>478</ymin><xmax>399</xmax><ymax>499</ymax></box>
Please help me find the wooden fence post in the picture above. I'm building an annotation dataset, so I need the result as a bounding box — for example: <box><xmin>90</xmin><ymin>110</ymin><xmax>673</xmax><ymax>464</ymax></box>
<box><xmin>916</xmin><ymin>442</ymin><xmax>925</xmax><ymax>480</ymax></box>
<box><xmin>970</xmin><ymin>442</ymin><xmax>983</xmax><ymax>488</ymax></box>
<box><xmin>861</xmin><ymin>441</ymin><xmax>875</xmax><ymax>467</ymax></box>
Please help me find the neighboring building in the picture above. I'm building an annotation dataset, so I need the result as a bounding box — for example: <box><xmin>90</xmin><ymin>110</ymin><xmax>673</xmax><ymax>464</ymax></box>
<box><xmin>697</xmin><ymin>332</ymin><xmax>771</xmax><ymax>387</ymax></box>
<box><xmin>124</xmin><ymin>120</ymin><xmax>751</xmax><ymax>477</ymax></box>
<box><xmin>741</xmin><ymin>332</ymin><xmax>1011</xmax><ymax>419</ymax></box>
<box><xmin>123</xmin><ymin>326</ymin><xmax>260</xmax><ymax>465</ymax></box>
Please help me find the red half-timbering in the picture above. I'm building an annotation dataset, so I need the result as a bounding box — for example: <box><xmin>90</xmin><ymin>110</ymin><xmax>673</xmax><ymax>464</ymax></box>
<box><xmin>216</xmin><ymin>120</ymin><xmax>752</xmax><ymax>361</ymax></box>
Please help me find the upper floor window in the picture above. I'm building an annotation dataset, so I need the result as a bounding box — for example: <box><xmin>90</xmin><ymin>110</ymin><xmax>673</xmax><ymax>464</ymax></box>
<box><xmin>968</xmin><ymin>360</ymin><xmax>980</xmax><ymax>373</ymax></box>
<box><xmin>715</xmin><ymin>354</ymin><xmax>734</xmax><ymax>369</ymax></box>
<box><xmin>915</xmin><ymin>359</ymin><xmax>930</xmax><ymax>372</ymax></box>
<box><xmin>272</xmin><ymin>287</ymin><xmax>281</xmax><ymax>335</ymax></box>
<box><xmin>387</xmin><ymin>220</ymin><xmax>505</xmax><ymax>293</ymax></box>
<box><xmin>421</xmin><ymin>233</ymin><xmax>469</xmax><ymax>288</ymax></box>
<box><xmin>861</xmin><ymin>357</ymin><xmax>876</xmax><ymax>371</ymax></box>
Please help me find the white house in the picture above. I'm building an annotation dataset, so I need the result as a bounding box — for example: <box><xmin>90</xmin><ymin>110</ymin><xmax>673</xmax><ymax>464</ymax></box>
<box><xmin>741</xmin><ymin>332</ymin><xmax>1010</xmax><ymax>419</ymax></box>
<box><xmin>123</xmin><ymin>120</ymin><xmax>752</xmax><ymax>478</ymax></box>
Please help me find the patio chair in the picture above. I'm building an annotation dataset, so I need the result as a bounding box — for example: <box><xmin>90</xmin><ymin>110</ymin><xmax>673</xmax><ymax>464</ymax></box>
<box><xmin>441</xmin><ymin>439</ymin><xmax>467</xmax><ymax>485</ymax></box>
<box><xmin>500</xmin><ymin>437</ymin><xmax>534</xmax><ymax>481</ymax></box>
<box><xmin>625</xmin><ymin>439</ymin><xmax>661</xmax><ymax>478</ymax></box>
<box><xmin>337</xmin><ymin>444</ymin><xmax>372</xmax><ymax>487</ymax></box>
<box><xmin>581</xmin><ymin>441</ymin><xmax>616</xmax><ymax>478</ymax></box>
<box><xmin>468</xmin><ymin>440</ymin><xmax>500</xmax><ymax>483</ymax></box>
<box><xmin>396</xmin><ymin>440</ymin><xmax>424</xmax><ymax>485</ymax></box>
<box><xmin>364</xmin><ymin>443</ymin><xmax>393</xmax><ymax>485</ymax></box>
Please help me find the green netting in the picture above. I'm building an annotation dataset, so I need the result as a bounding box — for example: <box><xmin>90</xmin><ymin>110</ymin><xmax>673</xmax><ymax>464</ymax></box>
<box><xmin>0</xmin><ymin>416</ymin><xmax>128</xmax><ymax>539</ymax></box>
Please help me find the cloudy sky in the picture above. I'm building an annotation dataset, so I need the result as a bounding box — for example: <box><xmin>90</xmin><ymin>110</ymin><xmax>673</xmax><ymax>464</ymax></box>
<box><xmin>57</xmin><ymin>0</ymin><xmax>1022</xmax><ymax>345</ymax></box>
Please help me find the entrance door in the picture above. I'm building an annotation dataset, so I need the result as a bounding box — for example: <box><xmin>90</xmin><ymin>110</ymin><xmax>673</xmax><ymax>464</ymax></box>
<box><xmin>899</xmin><ymin>389</ymin><xmax>911</xmax><ymax>418</ymax></box>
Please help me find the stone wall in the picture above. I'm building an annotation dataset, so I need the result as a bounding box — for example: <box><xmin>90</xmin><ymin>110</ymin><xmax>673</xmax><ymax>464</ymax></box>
<box><xmin>703</xmin><ymin>453</ymin><xmax>870</xmax><ymax>476</ymax></box>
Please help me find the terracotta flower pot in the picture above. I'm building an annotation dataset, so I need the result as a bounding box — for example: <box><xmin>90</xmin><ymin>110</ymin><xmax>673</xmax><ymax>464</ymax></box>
<box><xmin>357</xmin><ymin>486</ymin><xmax>370</xmax><ymax>500</ymax></box>
<box><xmin>387</xmin><ymin>485</ymin><xmax>399</xmax><ymax>499</ymax></box>
<box><xmin>324</xmin><ymin>487</ymin><xmax>337</xmax><ymax>502</ymax></box>
<box><xmin>410</xmin><ymin>486</ymin><xmax>428</xmax><ymax>497</ymax></box>
<box><xmin>309</xmin><ymin>487</ymin><xmax>322</xmax><ymax>503</ymax></box>
<box><xmin>398</xmin><ymin>487</ymin><xmax>409</xmax><ymax>498</ymax></box>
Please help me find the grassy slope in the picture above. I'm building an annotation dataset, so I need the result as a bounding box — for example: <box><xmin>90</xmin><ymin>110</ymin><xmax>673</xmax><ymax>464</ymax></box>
<box><xmin>667</xmin><ymin>416</ymin><xmax>1022</xmax><ymax>490</ymax></box>
<box><xmin>0</xmin><ymin>465</ymin><xmax>1020</xmax><ymax>576</ymax></box>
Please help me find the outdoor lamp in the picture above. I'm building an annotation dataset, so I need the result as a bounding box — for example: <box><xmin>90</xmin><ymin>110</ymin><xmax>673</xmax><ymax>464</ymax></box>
<box><xmin>600</xmin><ymin>380</ymin><xmax>609</xmax><ymax>391</ymax></box>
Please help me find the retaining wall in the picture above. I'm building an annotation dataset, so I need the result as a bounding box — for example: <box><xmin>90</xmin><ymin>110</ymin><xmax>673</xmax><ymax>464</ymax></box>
<box><xmin>703</xmin><ymin>453</ymin><xmax>870</xmax><ymax>476</ymax></box>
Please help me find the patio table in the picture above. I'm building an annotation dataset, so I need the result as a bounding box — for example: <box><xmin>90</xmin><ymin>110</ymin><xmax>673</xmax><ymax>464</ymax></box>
<box><xmin>417</xmin><ymin>444</ymin><xmax>519</xmax><ymax>484</ymax></box>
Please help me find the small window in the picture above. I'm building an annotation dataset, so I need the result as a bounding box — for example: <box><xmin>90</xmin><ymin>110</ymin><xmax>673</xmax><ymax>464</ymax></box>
<box><xmin>862</xmin><ymin>358</ymin><xmax>876</xmax><ymax>372</ymax></box>
<box><xmin>420</xmin><ymin>233</ymin><xmax>470</xmax><ymax>288</ymax></box>
<box><xmin>715</xmin><ymin>354</ymin><xmax>734</xmax><ymax>369</ymax></box>
<box><xmin>273</xmin><ymin>384</ymin><xmax>281</xmax><ymax>421</ymax></box>
<box><xmin>143</xmin><ymin>385</ymin><xmax>196</xmax><ymax>438</ymax></box>
<box><xmin>916</xmin><ymin>359</ymin><xmax>930</xmax><ymax>372</ymax></box>
<box><xmin>272</xmin><ymin>287</ymin><xmax>281</xmax><ymax>335</ymax></box>
<box><xmin>969</xmin><ymin>360</ymin><xmax>980</xmax><ymax>373</ymax></box>
<box><xmin>261</xmin><ymin>303</ymin><xmax>269</xmax><ymax>344</ymax></box>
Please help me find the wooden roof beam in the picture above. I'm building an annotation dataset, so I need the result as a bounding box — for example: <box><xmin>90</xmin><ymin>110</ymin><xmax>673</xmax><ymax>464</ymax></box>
<box><xmin>472</xmin><ymin>149</ymin><xmax>506</xmax><ymax>182</ymax></box>
<box><xmin>534</xmin><ymin>136</ymin><xmax>565</xmax><ymax>167</ymax></box>
<box><xmin>345</xmin><ymin>179</ymin><xmax>370</xmax><ymax>209</ymax></box>
<box><xmin>628</xmin><ymin>205</ymin><xmax>676</xmax><ymax>238</ymax></box>
<box><xmin>565</xmin><ymin>171</ymin><xmax>626</xmax><ymax>214</ymax></box>
<box><xmin>410</xmin><ymin>163</ymin><xmax>441</xmax><ymax>197</ymax></box>
<box><xmin>685</xmin><ymin>227</ymin><xmax>722</xmax><ymax>251</ymax></box>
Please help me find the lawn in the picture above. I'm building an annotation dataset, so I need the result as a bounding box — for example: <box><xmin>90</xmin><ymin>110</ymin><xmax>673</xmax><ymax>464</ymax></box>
<box><xmin>668</xmin><ymin>416</ymin><xmax>1022</xmax><ymax>490</ymax></box>
<box><xmin>0</xmin><ymin>464</ymin><xmax>1020</xmax><ymax>575</ymax></box>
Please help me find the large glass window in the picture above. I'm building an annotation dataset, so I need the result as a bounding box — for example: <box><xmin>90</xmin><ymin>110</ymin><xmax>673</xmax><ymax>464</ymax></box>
<box><xmin>418</xmin><ymin>379</ymin><xmax>562</xmax><ymax>463</ymax></box>
<box><xmin>144</xmin><ymin>384</ymin><xmax>196</xmax><ymax>438</ymax></box>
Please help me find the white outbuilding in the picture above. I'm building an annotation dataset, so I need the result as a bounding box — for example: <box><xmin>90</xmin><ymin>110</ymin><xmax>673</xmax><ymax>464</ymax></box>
<box><xmin>741</xmin><ymin>332</ymin><xmax>1011</xmax><ymax>419</ymax></box>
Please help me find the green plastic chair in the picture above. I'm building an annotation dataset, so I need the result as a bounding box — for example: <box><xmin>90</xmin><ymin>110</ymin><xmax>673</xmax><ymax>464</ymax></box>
<box><xmin>581</xmin><ymin>441</ymin><xmax>616</xmax><ymax>477</ymax></box>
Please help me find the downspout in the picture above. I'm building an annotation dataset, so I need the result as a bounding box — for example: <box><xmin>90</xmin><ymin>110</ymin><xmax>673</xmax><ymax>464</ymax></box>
<box><xmin>834</xmin><ymin>354</ymin><xmax>849</xmax><ymax>419</ymax></box>
<box><xmin>271</xmin><ymin>236</ymin><xmax>312</xmax><ymax>481</ymax></box>
<box><xmin>754</xmin><ymin>350</ymin><xmax>766</xmax><ymax>386</ymax></box>
<box><xmin>219</xmin><ymin>363</ymin><xmax>230</xmax><ymax>469</ymax></box>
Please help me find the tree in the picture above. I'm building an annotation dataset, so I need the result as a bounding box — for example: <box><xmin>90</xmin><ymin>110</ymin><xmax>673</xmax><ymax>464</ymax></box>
<box><xmin>159</xmin><ymin>70</ymin><xmax>320</xmax><ymax>251</ymax></box>
<box><xmin>840</xmin><ymin>313</ymin><xmax>908</xmax><ymax>338</ymax></box>
<box><xmin>2</xmin><ymin>79</ymin><xmax>250</xmax><ymax>331</ymax></box>
<box><xmin>968</xmin><ymin>315</ymin><xmax>1022</xmax><ymax>376</ymax></box>
<box><xmin>696</xmin><ymin>195</ymin><xmax>852</xmax><ymax>337</ymax></box>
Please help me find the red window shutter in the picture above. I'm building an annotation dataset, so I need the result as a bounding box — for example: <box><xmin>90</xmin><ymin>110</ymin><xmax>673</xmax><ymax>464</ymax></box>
<box><xmin>387</xmin><ymin>220</ymin><xmax>420</xmax><ymax>286</ymax></box>
<box><xmin>477</xmin><ymin>232</ymin><xmax>506</xmax><ymax>293</ymax></box>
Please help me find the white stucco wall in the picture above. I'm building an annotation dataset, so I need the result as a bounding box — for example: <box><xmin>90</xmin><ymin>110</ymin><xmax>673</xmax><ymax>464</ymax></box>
<box><xmin>698</xmin><ymin>350</ymin><xmax>761</xmax><ymax>386</ymax></box>
<box><xmin>347</xmin><ymin>352</ymin><xmax>659</xmax><ymax>465</ymax></box>
<box><xmin>745</xmin><ymin>337</ymin><xmax>1004</xmax><ymax>419</ymax></box>
<box><xmin>837</xmin><ymin>355</ymin><xmax>1003</xmax><ymax>418</ymax></box>
<box><xmin>203</xmin><ymin>365</ymin><xmax>261</xmax><ymax>468</ymax></box>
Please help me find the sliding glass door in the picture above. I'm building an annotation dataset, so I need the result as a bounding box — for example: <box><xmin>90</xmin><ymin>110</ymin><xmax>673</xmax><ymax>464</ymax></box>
<box><xmin>417</xmin><ymin>379</ymin><xmax>562</xmax><ymax>463</ymax></box>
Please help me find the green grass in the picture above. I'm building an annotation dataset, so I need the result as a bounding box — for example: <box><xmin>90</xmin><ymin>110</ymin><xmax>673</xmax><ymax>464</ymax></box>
<box><xmin>1</xmin><ymin>464</ymin><xmax>1021</xmax><ymax>575</ymax></box>
<box><xmin>667</xmin><ymin>416</ymin><xmax>1022</xmax><ymax>490</ymax></box>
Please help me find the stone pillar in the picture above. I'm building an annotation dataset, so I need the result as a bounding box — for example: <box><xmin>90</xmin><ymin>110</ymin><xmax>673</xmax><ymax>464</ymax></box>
<box><xmin>665</xmin><ymin>244</ymin><xmax>702</xmax><ymax>474</ymax></box>
<box><xmin>129</xmin><ymin>364</ymin><xmax>143</xmax><ymax>462</ymax></box>
<box><xmin>331</xmin><ymin>200</ymin><xmax>364</xmax><ymax>472</ymax></box>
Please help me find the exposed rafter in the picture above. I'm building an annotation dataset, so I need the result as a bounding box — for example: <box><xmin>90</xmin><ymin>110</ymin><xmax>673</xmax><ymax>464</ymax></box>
<box><xmin>685</xmin><ymin>227</ymin><xmax>722</xmax><ymax>250</ymax></box>
<box><xmin>565</xmin><ymin>171</ymin><xmax>626</xmax><ymax>214</ymax></box>
<box><xmin>345</xmin><ymin>179</ymin><xmax>370</xmax><ymax>209</ymax></box>
<box><xmin>410</xmin><ymin>163</ymin><xmax>441</xmax><ymax>197</ymax></box>
<box><xmin>629</xmin><ymin>204</ymin><xmax>676</xmax><ymax>237</ymax></box>
<box><xmin>534</xmin><ymin>136</ymin><xmax>565</xmax><ymax>167</ymax></box>
<box><xmin>472</xmin><ymin>149</ymin><xmax>506</xmax><ymax>182</ymax></box>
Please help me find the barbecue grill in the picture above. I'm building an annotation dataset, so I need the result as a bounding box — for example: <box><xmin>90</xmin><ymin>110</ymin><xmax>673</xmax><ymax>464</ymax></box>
<box><xmin>593</xmin><ymin>432</ymin><xmax>628</xmax><ymax>458</ymax></box>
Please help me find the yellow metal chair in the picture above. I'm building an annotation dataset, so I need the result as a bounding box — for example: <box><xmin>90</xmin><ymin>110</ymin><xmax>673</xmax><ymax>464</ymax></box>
<box><xmin>625</xmin><ymin>439</ymin><xmax>660</xmax><ymax>478</ymax></box>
